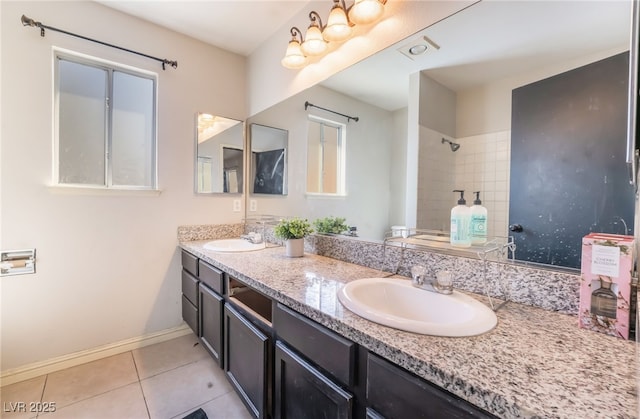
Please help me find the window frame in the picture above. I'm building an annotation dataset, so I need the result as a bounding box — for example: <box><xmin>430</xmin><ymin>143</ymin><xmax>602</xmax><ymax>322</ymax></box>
<box><xmin>53</xmin><ymin>48</ymin><xmax>159</xmax><ymax>191</ymax></box>
<box><xmin>306</xmin><ymin>115</ymin><xmax>347</xmax><ymax>197</ymax></box>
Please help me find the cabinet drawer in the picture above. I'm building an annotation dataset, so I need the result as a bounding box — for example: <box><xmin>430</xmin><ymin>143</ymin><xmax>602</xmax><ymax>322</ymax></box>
<box><xmin>182</xmin><ymin>295</ymin><xmax>198</xmax><ymax>335</ymax></box>
<box><xmin>182</xmin><ymin>269</ymin><xmax>199</xmax><ymax>306</ymax></box>
<box><xmin>274</xmin><ymin>303</ymin><xmax>355</xmax><ymax>387</ymax></box>
<box><xmin>181</xmin><ymin>251</ymin><xmax>198</xmax><ymax>276</ymax></box>
<box><xmin>367</xmin><ymin>353</ymin><xmax>496</xmax><ymax>419</ymax></box>
<box><xmin>199</xmin><ymin>260</ymin><xmax>223</xmax><ymax>294</ymax></box>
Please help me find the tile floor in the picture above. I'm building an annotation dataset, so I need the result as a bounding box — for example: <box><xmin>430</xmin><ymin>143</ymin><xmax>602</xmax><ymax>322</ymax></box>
<box><xmin>1</xmin><ymin>333</ymin><xmax>252</xmax><ymax>419</ymax></box>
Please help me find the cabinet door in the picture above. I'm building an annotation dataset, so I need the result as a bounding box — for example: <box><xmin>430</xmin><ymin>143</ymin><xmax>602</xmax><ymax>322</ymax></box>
<box><xmin>367</xmin><ymin>353</ymin><xmax>496</xmax><ymax>419</ymax></box>
<box><xmin>199</xmin><ymin>284</ymin><xmax>224</xmax><ymax>366</ymax></box>
<box><xmin>274</xmin><ymin>341</ymin><xmax>352</xmax><ymax>419</ymax></box>
<box><xmin>224</xmin><ymin>304</ymin><xmax>269</xmax><ymax>419</ymax></box>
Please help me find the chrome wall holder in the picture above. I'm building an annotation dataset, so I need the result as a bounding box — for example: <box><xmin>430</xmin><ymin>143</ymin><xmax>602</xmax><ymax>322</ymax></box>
<box><xmin>1</xmin><ymin>249</ymin><xmax>36</xmax><ymax>276</ymax></box>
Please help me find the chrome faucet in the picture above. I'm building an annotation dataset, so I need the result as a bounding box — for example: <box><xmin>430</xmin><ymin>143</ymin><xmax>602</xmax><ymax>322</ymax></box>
<box><xmin>241</xmin><ymin>232</ymin><xmax>263</xmax><ymax>244</ymax></box>
<box><xmin>410</xmin><ymin>265</ymin><xmax>453</xmax><ymax>295</ymax></box>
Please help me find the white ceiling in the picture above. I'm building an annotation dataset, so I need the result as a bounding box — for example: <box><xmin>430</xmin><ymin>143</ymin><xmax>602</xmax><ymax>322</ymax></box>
<box><xmin>97</xmin><ymin>1</ymin><xmax>632</xmax><ymax>112</ymax></box>
<box><xmin>322</xmin><ymin>1</ymin><xmax>632</xmax><ymax>110</ymax></box>
<box><xmin>97</xmin><ymin>0</ymin><xmax>311</xmax><ymax>56</ymax></box>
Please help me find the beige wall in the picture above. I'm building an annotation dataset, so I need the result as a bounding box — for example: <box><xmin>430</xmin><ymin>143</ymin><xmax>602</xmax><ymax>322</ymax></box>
<box><xmin>1</xmin><ymin>1</ymin><xmax>245</xmax><ymax>373</ymax></box>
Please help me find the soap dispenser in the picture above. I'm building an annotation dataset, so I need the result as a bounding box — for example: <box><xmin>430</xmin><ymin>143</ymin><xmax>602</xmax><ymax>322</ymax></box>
<box><xmin>470</xmin><ymin>191</ymin><xmax>488</xmax><ymax>244</ymax></box>
<box><xmin>450</xmin><ymin>190</ymin><xmax>471</xmax><ymax>247</ymax></box>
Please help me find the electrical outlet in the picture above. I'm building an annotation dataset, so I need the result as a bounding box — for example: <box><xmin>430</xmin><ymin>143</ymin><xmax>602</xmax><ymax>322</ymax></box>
<box><xmin>233</xmin><ymin>199</ymin><xmax>241</xmax><ymax>212</ymax></box>
<box><xmin>249</xmin><ymin>199</ymin><xmax>258</xmax><ymax>212</ymax></box>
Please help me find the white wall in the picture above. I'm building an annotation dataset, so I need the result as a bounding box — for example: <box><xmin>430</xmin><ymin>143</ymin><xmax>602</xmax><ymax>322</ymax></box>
<box><xmin>456</xmin><ymin>45</ymin><xmax>628</xmax><ymax>138</ymax></box>
<box><xmin>1</xmin><ymin>1</ymin><xmax>246</xmax><ymax>372</ymax></box>
<box><xmin>389</xmin><ymin>107</ymin><xmax>408</xmax><ymax>228</ymax></box>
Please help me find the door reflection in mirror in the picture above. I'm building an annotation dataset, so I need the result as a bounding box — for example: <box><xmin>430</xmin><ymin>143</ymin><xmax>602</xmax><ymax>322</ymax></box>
<box><xmin>307</xmin><ymin>116</ymin><xmax>346</xmax><ymax>195</ymax></box>
<box><xmin>195</xmin><ymin>113</ymin><xmax>244</xmax><ymax>194</ymax></box>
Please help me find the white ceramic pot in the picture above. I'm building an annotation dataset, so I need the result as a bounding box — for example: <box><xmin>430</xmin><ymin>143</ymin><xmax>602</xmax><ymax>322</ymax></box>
<box><xmin>285</xmin><ymin>238</ymin><xmax>304</xmax><ymax>257</ymax></box>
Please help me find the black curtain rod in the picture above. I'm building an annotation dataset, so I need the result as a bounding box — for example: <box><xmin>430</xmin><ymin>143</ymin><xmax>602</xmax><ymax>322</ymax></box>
<box><xmin>21</xmin><ymin>15</ymin><xmax>178</xmax><ymax>70</ymax></box>
<box><xmin>304</xmin><ymin>101</ymin><xmax>359</xmax><ymax>122</ymax></box>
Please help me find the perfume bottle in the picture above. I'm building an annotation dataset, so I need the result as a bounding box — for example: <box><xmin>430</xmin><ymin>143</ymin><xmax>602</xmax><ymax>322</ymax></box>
<box><xmin>591</xmin><ymin>278</ymin><xmax>617</xmax><ymax>319</ymax></box>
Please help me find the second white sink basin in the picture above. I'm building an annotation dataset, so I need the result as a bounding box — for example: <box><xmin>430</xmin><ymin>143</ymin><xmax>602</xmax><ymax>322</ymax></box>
<box><xmin>337</xmin><ymin>277</ymin><xmax>497</xmax><ymax>337</ymax></box>
<box><xmin>203</xmin><ymin>239</ymin><xmax>266</xmax><ymax>252</ymax></box>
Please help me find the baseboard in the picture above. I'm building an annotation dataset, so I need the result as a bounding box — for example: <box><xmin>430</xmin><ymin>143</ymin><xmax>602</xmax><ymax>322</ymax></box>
<box><xmin>1</xmin><ymin>323</ymin><xmax>192</xmax><ymax>386</ymax></box>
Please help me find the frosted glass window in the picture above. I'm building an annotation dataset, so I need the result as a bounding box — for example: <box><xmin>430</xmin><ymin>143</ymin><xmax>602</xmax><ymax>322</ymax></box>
<box><xmin>306</xmin><ymin>117</ymin><xmax>346</xmax><ymax>195</ymax></box>
<box><xmin>58</xmin><ymin>60</ymin><xmax>107</xmax><ymax>185</ymax></box>
<box><xmin>55</xmin><ymin>54</ymin><xmax>157</xmax><ymax>189</ymax></box>
<box><xmin>111</xmin><ymin>72</ymin><xmax>155</xmax><ymax>187</ymax></box>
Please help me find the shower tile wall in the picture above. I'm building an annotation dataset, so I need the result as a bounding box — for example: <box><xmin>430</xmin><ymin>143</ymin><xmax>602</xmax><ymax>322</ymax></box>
<box><xmin>417</xmin><ymin>127</ymin><xmax>511</xmax><ymax>239</ymax></box>
<box><xmin>455</xmin><ymin>130</ymin><xmax>511</xmax><ymax>238</ymax></box>
<box><xmin>417</xmin><ymin>127</ymin><xmax>455</xmax><ymax>231</ymax></box>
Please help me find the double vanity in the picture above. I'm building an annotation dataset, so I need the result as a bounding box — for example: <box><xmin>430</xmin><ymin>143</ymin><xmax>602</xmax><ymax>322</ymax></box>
<box><xmin>179</xmin><ymin>235</ymin><xmax>637</xmax><ymax>418</ymax></box>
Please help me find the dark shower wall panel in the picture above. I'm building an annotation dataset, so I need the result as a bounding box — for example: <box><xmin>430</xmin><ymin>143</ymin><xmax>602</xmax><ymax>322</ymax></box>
<box><xmin>509</xmin><ymin>52</ymin><xmax>634</xmax><ymax>269</ymax></box>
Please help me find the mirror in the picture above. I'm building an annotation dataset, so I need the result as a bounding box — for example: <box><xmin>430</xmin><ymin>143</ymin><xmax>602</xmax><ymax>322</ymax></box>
<box><xmin>195</xmin><ymin>113</ymin><xmax>244</xmax><ymax>194</ymax></box>
<box><xmin>247</xmin><ymin>2</ymin><xmax>633</xmax><ymax>250</ymax></box>
<box><xmin>250</xmin><ymin>124</ymin><xmax>288</xmax><ymax>195</ymax></box>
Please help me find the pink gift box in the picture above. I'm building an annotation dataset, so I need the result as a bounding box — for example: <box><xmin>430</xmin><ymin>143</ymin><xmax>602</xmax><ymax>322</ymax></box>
<box><xmin>579</xmin><ymin>233</ymin><xmax>635</xmax><ymax>339</ymax></box>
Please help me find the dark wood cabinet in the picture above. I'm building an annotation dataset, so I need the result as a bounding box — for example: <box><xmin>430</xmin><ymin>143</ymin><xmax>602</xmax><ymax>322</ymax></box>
<box><xmin>199</xmin><ymin>283</ymin><xmax>224</xmax><ymax>365</ymax></box>
<box><xmin>224</xmin><ymin>303</ymin><xmax>271</xmax><ymax>419</ymax></box>
<box><xmin>366</xmin><ymin>353</ymin><xmax>497</xmax><ymax>419</ymax></box>
<box><xmin>274</xmin><ymin>340</ymin><xmax>353</xmax><ymax>419</ymax></box>
<box><xmin>181</xmin><ymin>294</ymin><xmax>198</xmax><ymax>335</ymax></box>
<box><xmin>180</xmin><ymin>251</ymin><xmax>225</xmax><ymax>367</ymax></box>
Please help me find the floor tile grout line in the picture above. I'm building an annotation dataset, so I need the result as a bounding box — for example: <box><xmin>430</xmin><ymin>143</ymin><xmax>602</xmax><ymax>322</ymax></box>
<box><xmin>137</xmin><ymin>356</ymin><xmax>211</xmax><ymax>382</ymax></box>
<box><xmin>30</xmin><ymin>380</ymin><xmax>142</xmax><ymax>418</ymax></box>
<box><xmin>130</xmin><ymin>350</ymin><xmax>152</xmax><ymax>419</ymax></box>
<box><xmin>34</xmin><ymin>374</ymin><xmax>48</xmax><ymax>418</ymax></box>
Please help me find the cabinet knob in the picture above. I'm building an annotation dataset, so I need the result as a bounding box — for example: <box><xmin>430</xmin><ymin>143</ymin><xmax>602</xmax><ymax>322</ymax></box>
<box><xmin>509</xmin><ymin>224</ymin><xmax>524</xmax><ymax>233</ymax></box>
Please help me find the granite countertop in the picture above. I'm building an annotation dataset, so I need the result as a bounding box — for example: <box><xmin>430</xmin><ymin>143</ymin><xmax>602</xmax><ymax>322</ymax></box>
<box><xmin>180</xmin><ymin>241</ymin><xmax>638</xmax><ymax>419</ymax></box>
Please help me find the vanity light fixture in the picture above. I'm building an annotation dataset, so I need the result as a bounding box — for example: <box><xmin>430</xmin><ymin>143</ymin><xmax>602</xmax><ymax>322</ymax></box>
<box><xmin>348</xmin><ymin>0</ymin><xmax>387</xmax><ymax>25</ymax></box>
<box><xmin>281</xmin><ymin>27</ymin><xmax>307</xmax><ymax>69</ymax></box>
<box><xmin>323</xmin><ymin>0</ymin><xmax>354</xmax><ymax>42</ymax></box>
<box><xmin>301</xmin><ymin>11</ymin><xmax>328</xmax><ymax>56</ymax></box>
<box><xmin>281</xmin><ymin>0</ymin><xmax>389</xmax><ymax>69</ymax></box>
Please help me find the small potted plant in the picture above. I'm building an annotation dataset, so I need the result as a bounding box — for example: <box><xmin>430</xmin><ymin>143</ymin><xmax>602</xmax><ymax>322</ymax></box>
<box><xmin>314</xmin><ymin>216</ymin><xmax>350</xmax><ymax>235</ymax></box>
<box><xmin>274</xmin><ymin>217</ymin><xmax>314</xmax><ymax>257</ymax></box>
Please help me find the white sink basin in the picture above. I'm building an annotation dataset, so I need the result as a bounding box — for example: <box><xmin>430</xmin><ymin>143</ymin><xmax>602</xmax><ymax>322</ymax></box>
<box><xmin>203</xmin><ymin>239</ymin><xmax>266</xmax><ymax>252</ymax></box>
<box><xmin>337</xmin><ymin>277</ymin><xmax>497</xmax><ymax>337</ymax></box>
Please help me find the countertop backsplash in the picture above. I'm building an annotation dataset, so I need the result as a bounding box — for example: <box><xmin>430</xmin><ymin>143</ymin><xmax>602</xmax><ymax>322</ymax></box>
<box><xmin>181</xmin><ymin>222</ymin><xmax>580</xmax><ymax>314</ymax></box>
<box><xmin>177</xmin><ymin>223</ymin><xmax>244</xmax><ymax>242</ymax></box>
